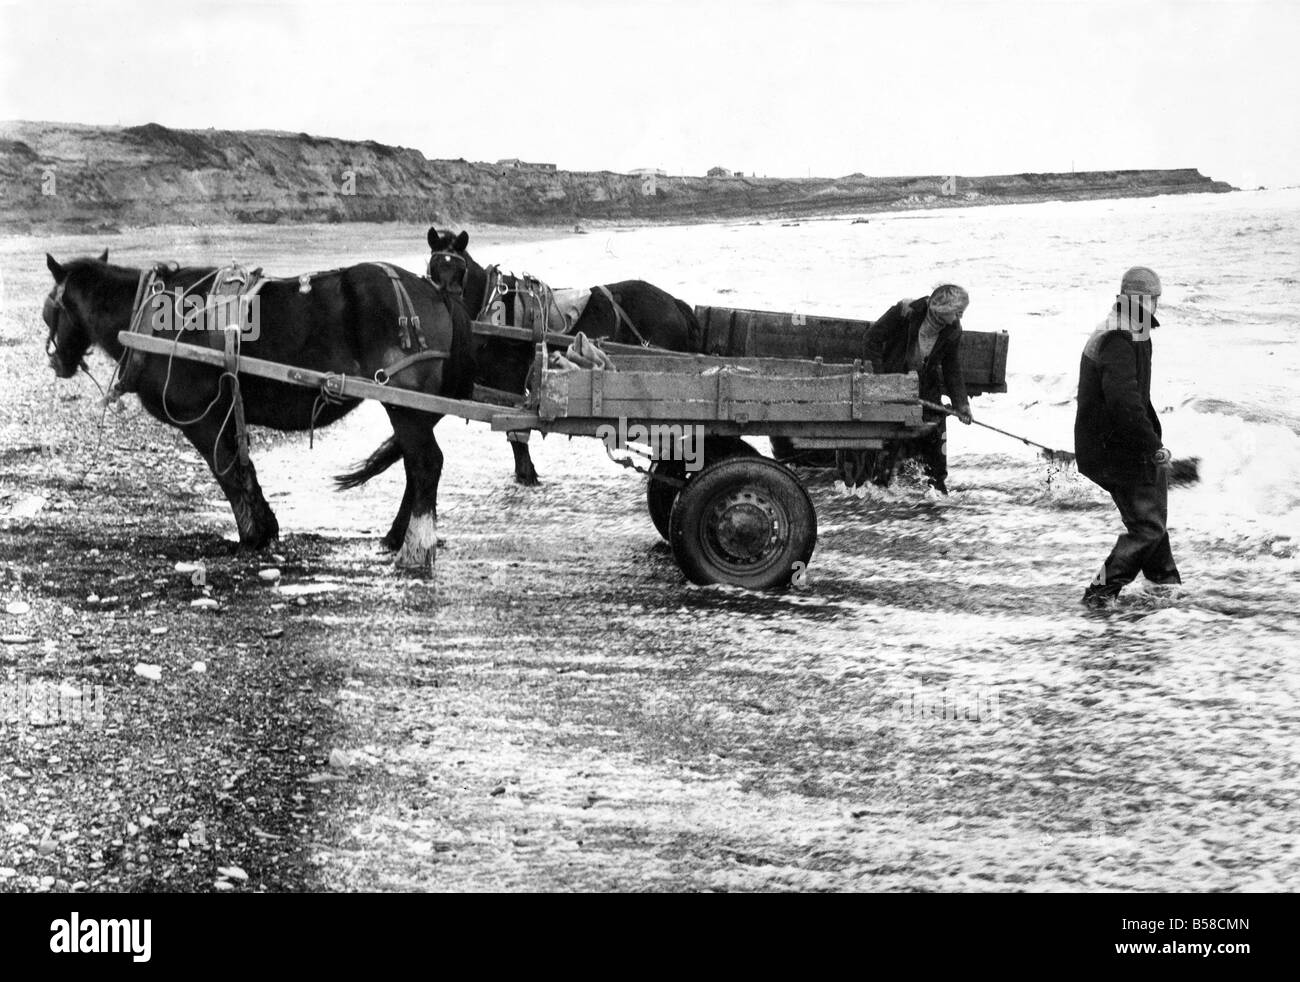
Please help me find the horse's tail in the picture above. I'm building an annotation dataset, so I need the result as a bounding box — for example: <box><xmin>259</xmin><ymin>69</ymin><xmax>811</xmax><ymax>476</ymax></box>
<box><xmin>675</xmin><ymin>297</ymin><xmax>704</xmax><ymax>352</ymax></box>
<box><xmin>335</xmin><ymin>436</ymin><xmax>403</xmax><ymax>490</ymax></box>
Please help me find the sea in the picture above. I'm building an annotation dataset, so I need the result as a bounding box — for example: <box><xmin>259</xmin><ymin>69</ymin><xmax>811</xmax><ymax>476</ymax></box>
<box><xmin>344</xmin><ymin>188</ymin><xmax>1295</xmax><ymax>889</ymax></box>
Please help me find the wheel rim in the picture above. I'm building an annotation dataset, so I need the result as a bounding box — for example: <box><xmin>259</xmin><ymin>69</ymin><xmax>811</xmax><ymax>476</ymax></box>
<box><xmin>701</xmin><ymin>486</ymin><xmax>788</xmax><ymax>574</ymax></box>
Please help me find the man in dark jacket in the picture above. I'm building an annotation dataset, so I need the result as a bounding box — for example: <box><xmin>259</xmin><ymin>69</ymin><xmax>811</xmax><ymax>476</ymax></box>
<box><xmin>1075</xmin><ymin>266</ymin><xmax>1181</xmax><ymax>606</ymax></box>
<box><xmin>860</xmin><ymin>284</ymin><xmax>973</xmax><ymax>494</ymax></box>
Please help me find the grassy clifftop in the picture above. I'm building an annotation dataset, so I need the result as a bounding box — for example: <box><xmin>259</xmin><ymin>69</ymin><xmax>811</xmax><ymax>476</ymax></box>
<box><xmin>0</xmin><ymin>120</ymin><xmax>1234</xmax><ymax>231</ymax></box>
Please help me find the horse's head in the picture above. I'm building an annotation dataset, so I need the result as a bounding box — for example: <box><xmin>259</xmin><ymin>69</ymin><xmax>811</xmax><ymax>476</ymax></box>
<box><xmin>43</xmin><ymin>250</ymin><xmax>108</xmax><ymax>378</ymax></box>
<box><xmin>426</xmin><ymin>229</ymin><xmax>533</xmax><ymax>396</ymax></box>
<box><xmin>426</xmin><ymin>228</ymin><xmax>470</xmax><ymax>298</ymax></box>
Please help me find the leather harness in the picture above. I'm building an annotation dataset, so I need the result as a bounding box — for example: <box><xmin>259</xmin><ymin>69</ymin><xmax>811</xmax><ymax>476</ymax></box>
<box><xmin>593</xmin><ymin>285</ymin><xmax>649</xmax><ymax>347</ymax></box>
<box><xmin>110</xmin><ymin>261</ymin><xmax>456</xmax><ymax>466</ymax></box>
<box><xmin>476</xmin><ymin>267</ymin><xmax>650</xmax><ymax>348</ymax></box>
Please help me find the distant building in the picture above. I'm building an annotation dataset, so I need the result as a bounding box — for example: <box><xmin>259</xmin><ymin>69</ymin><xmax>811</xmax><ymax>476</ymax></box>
<box><xmin>496</xmin><ymin>158</ymin><xmax>557</xmax><ymax>172</ymax></box>
<box><xmin>707</xmin><ymin>166</ymin><xmax>733</xmax><ymax>178</ymax></box>
<box><xmin>629</xmin><ymin>167</ymin><xmax>667</xmax><ymax>177</ymax></box>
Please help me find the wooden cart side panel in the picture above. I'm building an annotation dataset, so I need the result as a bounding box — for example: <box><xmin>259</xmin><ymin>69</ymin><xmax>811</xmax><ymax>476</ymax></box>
<box><xmin>491</xmin><ymin>413</ymin><xmax>934</xmax><ymax>440</ymax></box>
<box><xmin>553</xmin><ymin>370</ymin><xmax>913</xmax><ymax>406</ymax></box>
<box><xmin>697</xmin><ymin>305</ymin><xmax>865</xmax><ymax>361</ymax></box>
<box><xmin>602</xmin><ymin>353</ymin><xmax>865</xmax><ymax>376</ymax></box>
<box><xmin>955</xmin><ymin>329</ymin><xmax>1010</xmax><ymax>394</ymax></box>
<box><xmin>539</xmin><ymin>367</ymin><xmax>920</xmax><ymax>423</ymax></box>
<box><xmin>695</xmin><ymin>304</ymin><xmax>1010</xmax><ymax>394</ymax></box>
<box><xmin>542</xmin><ymin>369</ymin><xmax>916</xmax><ymax>415</ymax></box>
<box><xmin>540</xmin><ymin>398</ymin><xmax>920</xmax><ymax>423</ymax></box>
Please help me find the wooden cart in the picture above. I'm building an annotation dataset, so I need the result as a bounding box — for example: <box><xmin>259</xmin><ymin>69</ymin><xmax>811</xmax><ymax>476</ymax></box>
<box><xmin>120</xmin><ymin>319</ymin><xmax>946</xmax><ymax>590</ymax></box>
<box><xmin>467</xmin><ymin>325</ymin><xmax>930</xmax><ymax>590</ymax></box>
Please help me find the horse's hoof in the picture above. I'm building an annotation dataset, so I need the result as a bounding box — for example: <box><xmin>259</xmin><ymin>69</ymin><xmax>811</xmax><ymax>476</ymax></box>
<box><xmin>516</xmin><ymin>471</ymin><xmax>540</xmax><ymax>486</ymax></box>
<box><xmin>380</xmin><ymin>534</ymin><xmax>403</xmax><ymax>552</ymax></box>
<box><xmin>394</xmin><ymin>515</ymin><xmax>437</xmax><ymax>570</ymax></box>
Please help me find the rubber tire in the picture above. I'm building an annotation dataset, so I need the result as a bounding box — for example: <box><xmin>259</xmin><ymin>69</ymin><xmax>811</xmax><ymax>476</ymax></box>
<box><xmin>669</xmin><ymin>456</ymin><xmax>817</xmax><ymax>589</ymax></box>
<box><xmin>645</xmin><ymin>437</ymin><xmax>758</xmax><ymax>541</ymax></box>
<box><xmin>646</xmin><ymin>459</ymin><xmax>687</xmax><ymax>541</ymax></box>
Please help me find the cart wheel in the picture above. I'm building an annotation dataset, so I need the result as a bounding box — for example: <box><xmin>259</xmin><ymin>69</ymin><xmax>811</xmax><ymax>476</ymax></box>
<box><xmin>647</xmin><ymin>459</ymin><xmax>686</xmax><ymax>541</ymax></box>
<box><xmin>669</xmin><ymin>456</ymin><xmax>816</xmax><ymax>589</ymax></box>
<box><xmin>645</xmin><ymin>437</ymin><xmax>758</xmax><ymax>541</ymax></box>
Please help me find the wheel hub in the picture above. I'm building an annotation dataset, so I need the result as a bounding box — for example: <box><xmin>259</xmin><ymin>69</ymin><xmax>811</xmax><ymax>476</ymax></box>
<box><xmin>709</xmin><ymin>491</ymin><xmax>779</xmax><ymax>563</ymax></box>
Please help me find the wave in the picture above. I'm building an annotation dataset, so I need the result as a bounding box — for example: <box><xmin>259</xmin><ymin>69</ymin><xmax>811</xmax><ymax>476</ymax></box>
<box><xmin>1233</xmin><ymin>223</ymin><xmax>1286</xmax><ymax>236</ymax></box>
<box><xmin>1185</xmin><ymin>398</ymin><xmax>1300</xmax><ymax>434</ymax></box>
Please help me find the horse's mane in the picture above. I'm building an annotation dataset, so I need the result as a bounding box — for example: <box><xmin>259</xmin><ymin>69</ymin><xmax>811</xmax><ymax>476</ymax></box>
<box><xmin>63</xmin><ymin>257</ymin><xmax>216</xmax><ymax>282</ymax></box>
<box><xmin>58</xmin><ymin>260</ymin><xmax>220</xmax><ymax>323</ymax></box>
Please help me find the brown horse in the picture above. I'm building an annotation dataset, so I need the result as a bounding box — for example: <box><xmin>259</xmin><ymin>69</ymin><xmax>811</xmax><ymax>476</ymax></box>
<box><xmin>43</xmin><ymin>252</ymin><xmax>475</xmax><ymax>569</ymax></box>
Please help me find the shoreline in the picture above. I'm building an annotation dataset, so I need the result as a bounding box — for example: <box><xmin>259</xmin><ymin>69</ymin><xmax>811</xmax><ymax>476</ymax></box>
<box><xmin>6</xmin><ymin>185</ymin><xmax>1275</xmax><ymax>247</ymax></box>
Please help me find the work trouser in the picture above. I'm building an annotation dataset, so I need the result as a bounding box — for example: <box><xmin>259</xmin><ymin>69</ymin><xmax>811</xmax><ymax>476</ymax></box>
<box><xmin>1092</xmin><ymin>467</ymin><xmax>1181</xmax><ymax>591</ymax></box>
<box><xmin>918</xmin><ymin>416</ymin><xmax>948</xmax><ymax>486</ymax></box>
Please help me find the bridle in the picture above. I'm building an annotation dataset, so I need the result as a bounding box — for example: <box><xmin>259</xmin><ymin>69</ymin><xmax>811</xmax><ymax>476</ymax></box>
<box><xmin>426</xmin><ymin>248</ymin><xmax>468</xmax><ymax>300</ymax></box>
<box><xmin>44</xmin><ymin>262</ymin><xmax>187</xmax><ymax>387</ymax></box>
<box><xmin>42</xmin><ymin>280</ymin><xmax>68</xmax><ymax>359</ymax></box>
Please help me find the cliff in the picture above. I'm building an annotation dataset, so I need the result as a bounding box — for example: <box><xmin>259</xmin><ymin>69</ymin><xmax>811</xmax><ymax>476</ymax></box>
<box><xmin>0</xmin><ymin>120</ymin><xmax>1235</xmax><ymax>232</ymax></box>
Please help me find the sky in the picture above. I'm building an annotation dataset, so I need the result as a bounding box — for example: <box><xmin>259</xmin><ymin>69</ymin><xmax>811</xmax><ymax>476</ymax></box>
<box><xmin>2</xmin><ymin>0</ymin><xmax>1298</xmax><ymax>187</ymax></box>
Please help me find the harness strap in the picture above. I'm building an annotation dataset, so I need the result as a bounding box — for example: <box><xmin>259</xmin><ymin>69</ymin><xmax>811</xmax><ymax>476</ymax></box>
<box><xmin>222</xmin><ymin>326</ymin><xmax>251</xmax><ymax>466</ymax></box>
<box><xmin>371</xmin><ymin>262</ymin><xmax>426</xmax><ymax>351</ymax></box>
<box><xmin>113</xmin><ymin>268</ymin><xmax>164</xmax><ymax>395</ymax></box>
<box><xmin>183</xmin><ymin>267</ymin><xmax>267</xmax><ymax>335</ymax></box>
<box><xmin>372</xmin><ymin>349</ymin><xmax>451</xmax><ymax>385</ymax></box>
<box><xmin>523</xmin><ymin>274</ymin><xmax>553</xmax><ymax>338</ymax></box>
<box><xmin>481</xmin><ymin>265</ymin><xmax>507</xmax><ymax>324</ymax></box>
<box><xmin>595</xmin><ymin>285</ymin><xmax>649</xmax><ymax>347</ymax></box>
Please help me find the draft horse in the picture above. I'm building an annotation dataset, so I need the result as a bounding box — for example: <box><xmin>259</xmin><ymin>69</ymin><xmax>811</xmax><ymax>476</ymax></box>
<box><xmin>43</xmin><ymin>251</ymin><xmax>474</xmax><ymax>569</ymax></box>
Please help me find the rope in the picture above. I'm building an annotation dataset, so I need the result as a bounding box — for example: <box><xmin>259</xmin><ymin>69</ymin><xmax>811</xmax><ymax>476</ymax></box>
<box><xmin>149</xmin><ymin>269</ymin><xmax>244</xmax><ymax>476</ymax></box>
<box><xmin>309</xmin><ymin>374</ymin><xmax>348</xmax><ymax>449</ymax></box>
